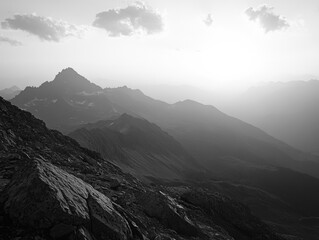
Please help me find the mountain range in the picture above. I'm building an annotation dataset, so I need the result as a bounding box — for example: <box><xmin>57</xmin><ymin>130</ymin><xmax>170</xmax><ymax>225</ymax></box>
<box><xmin>228</xmin><ymin>81</ymin><xmax>319</xmax><ymax>154</ymax></box>
<box><xmin>0</xmin><ymin>92</ymin><xmax>292</xmax><ymax>240</ymax></box>
<box><xmin>11</xmin><ymin>68</ymin><xmax>319</xmax><ymax>177</ymax></box>
<box><xmin>6</xmin><ymin>67</ymin><xmax>319</xmax><ymax>239</ymax></box>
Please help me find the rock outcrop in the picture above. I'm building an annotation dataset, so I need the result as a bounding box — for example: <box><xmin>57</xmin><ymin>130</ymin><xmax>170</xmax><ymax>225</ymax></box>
<box><xmin>139</xmin><ymin>190</ymin><xmax>199</xmax><ymax>237</ymax></box>
<box><xmin>1</xmin><ymin>157</ymin><xmax>132</xmax><ymax>240</ymax></box>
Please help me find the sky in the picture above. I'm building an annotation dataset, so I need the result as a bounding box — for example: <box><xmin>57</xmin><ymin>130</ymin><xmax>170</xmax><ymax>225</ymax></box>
<box><xmin>1</xmin><ymin>0</ymin><xmax>319</xmax><ymax>97</ymax></box>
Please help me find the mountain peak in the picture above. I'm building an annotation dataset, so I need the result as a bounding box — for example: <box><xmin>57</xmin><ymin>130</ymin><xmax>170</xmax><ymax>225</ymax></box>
<box><xmin>54</xmin><ymin>67</ymin><xmax>81</xmax><ymax>81</ymax></box>
<box><xmin>48</xmin><ymin>68</ymin><xmax>102</xmax><ymax>94</ymax></box>
<box><xmin>0</xmin><ymin>85</ymin><xmax>22</xmax><ymax>100</ymax></box>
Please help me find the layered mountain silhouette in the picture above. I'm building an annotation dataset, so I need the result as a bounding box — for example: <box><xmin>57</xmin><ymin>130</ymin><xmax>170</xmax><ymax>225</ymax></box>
<box><xmin>228</xmin><ymin>80</ymin><xmax>319</xmax><ymax>154</ymax></box>
<box><xmin>69</xmin><ymin>113</ymin><xmax>201</xmax><ymax>180</ymax></box>
<box><xmin>12</xmin><ymin>68</ymin><xmax>319</xmax><ymax>177</ymax></box>
<box><xmin>8</xmin><ymin>68</ymin><xmax>319</xmax><ymax>239</ymax></box>
<box><xmin>0</xmin><ymin>86</ymin><xmax>21</xmax><ymax>100</ymax></box>
<box><xmin>0</xmin><ymin>96</ymin><xmax>292</xmax><ymax>240</ymax></box>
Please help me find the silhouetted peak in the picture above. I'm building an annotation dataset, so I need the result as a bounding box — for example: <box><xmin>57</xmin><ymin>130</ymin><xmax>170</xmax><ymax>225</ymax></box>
<box><xmin>5</xmin><ymin>85</ymin><xmax>21</xmax><ymax>91</ymax></box>
<box><xmin>54</xmin><ymin>67</ymin><xmax>82</xmax><ymax>82</ymax></box>
<box><xmin>47</xmin><ymin>68</ymin><xmax>102</xmax><ymax>94</ymax></box>
<box><xmin>62</xmin><ymin>67</ymin><xmax>77</xmax><ymax>73</ymax></box>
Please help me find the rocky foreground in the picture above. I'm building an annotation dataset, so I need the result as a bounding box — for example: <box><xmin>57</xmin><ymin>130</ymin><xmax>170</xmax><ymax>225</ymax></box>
<box><xmin>0</xmin><ymin>97</ymin><xmax>295</xmax><ymax>239</ymax></box>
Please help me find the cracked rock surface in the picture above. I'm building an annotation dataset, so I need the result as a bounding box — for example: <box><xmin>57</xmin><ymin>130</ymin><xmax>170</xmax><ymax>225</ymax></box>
<box><xmin>1</xmin><ymin>157</ymin><xmax>132</xmax><ymax>240</ymax></box>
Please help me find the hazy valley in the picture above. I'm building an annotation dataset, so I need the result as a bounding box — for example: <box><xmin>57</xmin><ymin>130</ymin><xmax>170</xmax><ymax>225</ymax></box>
<box><xmin>0</xmin><ymin>68</ymin><xmax>319</xmax><ymax>239</ymax></box>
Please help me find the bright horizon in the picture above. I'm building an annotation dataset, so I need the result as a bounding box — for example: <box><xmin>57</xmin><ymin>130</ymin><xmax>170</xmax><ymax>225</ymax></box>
<box><xmin>1</xmin><ymin>0</ymin><xmax>319</xmax><ymax>96</ymax></box>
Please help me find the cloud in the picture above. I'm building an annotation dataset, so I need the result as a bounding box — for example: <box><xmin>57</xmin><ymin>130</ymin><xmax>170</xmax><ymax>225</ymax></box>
<box><xmin>93</xmin><ymin>1</ymin><xmax>163</xmax><ymax>36</ymax></box>
<box><xmin>245</xmin><ymin>5</ymin><xmax>289</xmax><ymax>33</ymax></box>
<box><xmin>1</xmin><ymin>14</ymin><xmax>83</xmax><ymax>41</ymax></box>
<box><xmin>204</xmin><ymin>14</ymin><xmax>213</xmax><ymax>26</ymax></box>
<box><xmin>0</xmin><ymin>35</ymin><xmax>22</xmax><ymax>46</ymax></box>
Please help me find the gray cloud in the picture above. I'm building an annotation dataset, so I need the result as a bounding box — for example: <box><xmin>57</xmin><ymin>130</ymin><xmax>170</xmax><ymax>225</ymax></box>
<box><xmin>245</xmin><ymin>5</ymin><xmax>289</xmax><ymax>33</ymax></box>
<box><xmin>93</xmin><ymin>1</ymin><xmax>163</xmax><ymax>36</ymax></box>
<box><xmin>204</xmin><ymin>14</ymin><xmax>213</xmax><ymax>27</ymax></box>
<box><xmin>1</xmin><ymin>14</ymin><xmax>82</xmax><ymax>41</ymax></box>
<box><xmin>0</xmin><ymin>35</ymin><xmax>22</xmax><ymax>46</ymax></box>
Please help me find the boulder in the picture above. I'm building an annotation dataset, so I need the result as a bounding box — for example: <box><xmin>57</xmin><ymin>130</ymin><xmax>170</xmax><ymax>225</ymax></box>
<box><xmin>87</xmin><ymin>193</ymin><xmax>132</xmax><ymax>240</ymax></box>
<box><xmin>139</xmin><ymin>190</ymin><xmax>199</xmax><ymax>237</ymax></box>
<box><xmin>1</xmin><ymin>158</ymin><xmax>132</xmax><ymax>240</ymax></box>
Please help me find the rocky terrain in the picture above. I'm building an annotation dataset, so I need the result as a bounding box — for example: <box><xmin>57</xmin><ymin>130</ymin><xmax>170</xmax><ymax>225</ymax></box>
<box><xmin>0</xmin><ymin>95</ymin><xmax>291</xmax><ymax>239</ymax></box>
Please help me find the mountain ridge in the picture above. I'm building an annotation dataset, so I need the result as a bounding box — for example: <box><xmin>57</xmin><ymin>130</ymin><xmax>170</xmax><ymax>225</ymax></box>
<box><xmin>69</xmin><ymin>113</ymin><xmax>202</xmax><ymax>180</ymax></box>
<box><xmin>229</xmin><ymin>80</ymin><xmax>319</xmax><ymax>154</ymax></box>
<box><xmin>11</xmin><ymin>68</ymin><xmax>319</xmax><ymax>180</ymax></box>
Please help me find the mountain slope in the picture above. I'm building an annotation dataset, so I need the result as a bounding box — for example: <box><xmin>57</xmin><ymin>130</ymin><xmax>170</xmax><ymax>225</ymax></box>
<box><xmin>69</xmin><ymin>113</ymin><xmax>201</xmax><ymax>180</ymax></box>
<box><xmin>228</xmin><ymin>80</ymin><xmax>319</xmax><ymax>154</ymax></box>
<box><xmin>0</xmin><ymin>86</ymin><xmax>21</xmax><ymax>100</ymax></box>
<box><xmin>103</xmin><ymin>87</ymin><xmax>319</xmax><ymax>179</ymax></box>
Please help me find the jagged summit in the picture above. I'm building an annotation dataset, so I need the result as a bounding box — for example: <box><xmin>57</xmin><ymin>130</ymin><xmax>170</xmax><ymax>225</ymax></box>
<box><xmin>10</xmin><ymin>68</ymin><xmax>111</xmax><ymax>131</ymax></box>
<box><xmin>54</xmin><ymin>67</ymin><xmax>82</xmax><ymax>82</ymax></box>
<box><xmin>50</xmin><ymin>67</ymin><xmax>102</xmax><ymax>94</ymax></box>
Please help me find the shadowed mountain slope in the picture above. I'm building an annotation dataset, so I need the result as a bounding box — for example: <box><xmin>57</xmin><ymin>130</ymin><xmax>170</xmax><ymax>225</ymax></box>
<box><xmin>69</xmin><ymin>113</ymin><xmax>201</xmax><ymax>180</ymax></box>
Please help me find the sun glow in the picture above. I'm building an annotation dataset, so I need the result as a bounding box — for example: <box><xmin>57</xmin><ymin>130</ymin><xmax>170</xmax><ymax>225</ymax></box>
<box><xmin>166</xmin><ymin>24</ymin><xmax>265</xmax><ymax>93</ymax></box>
